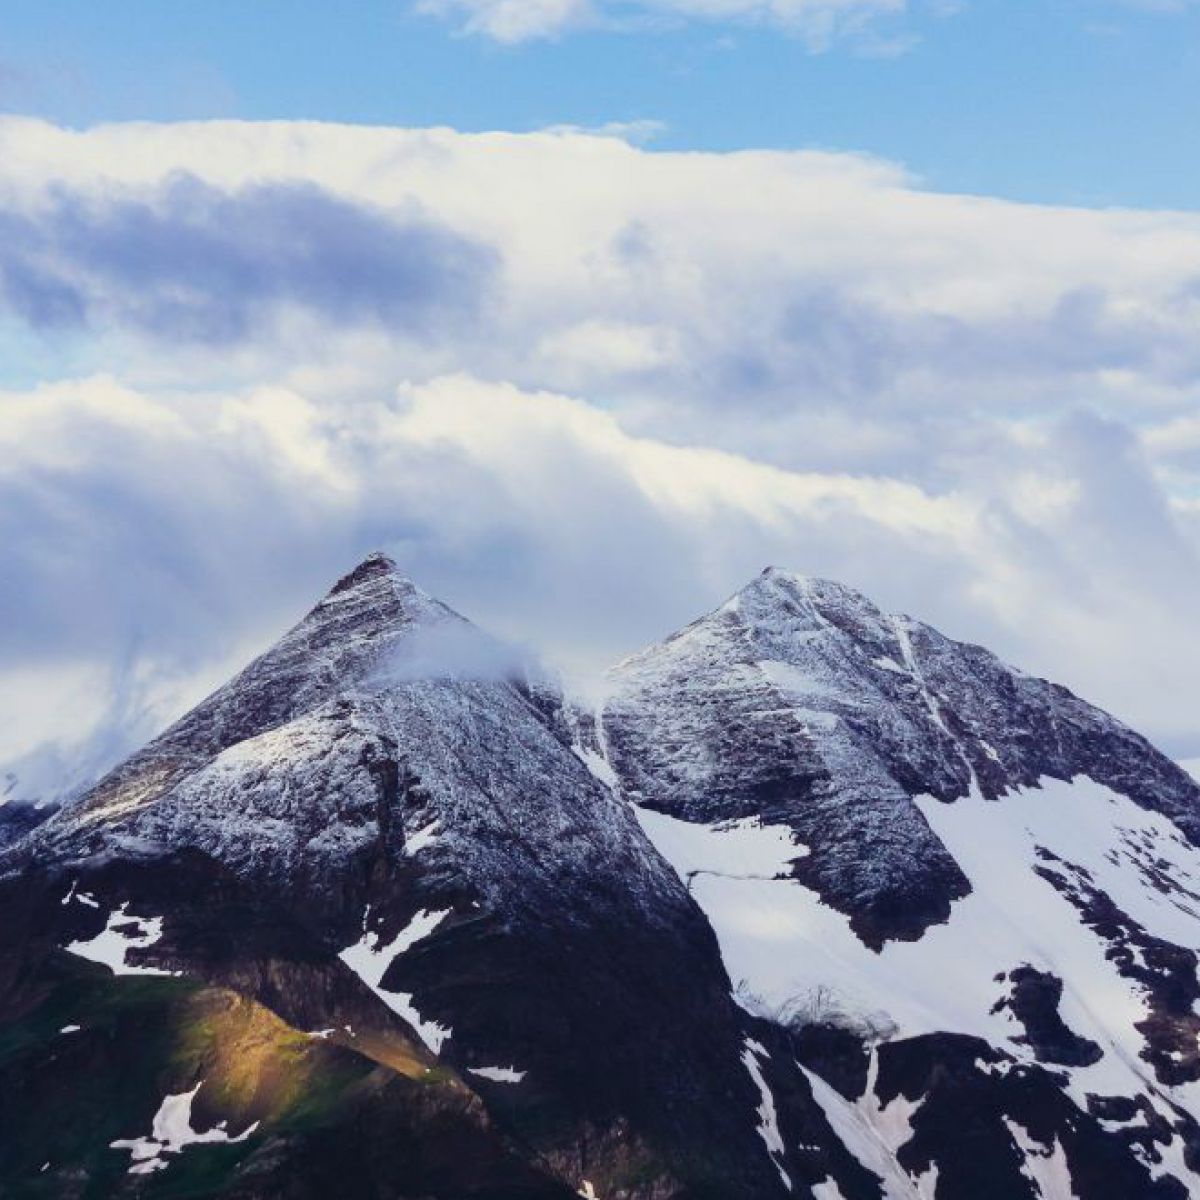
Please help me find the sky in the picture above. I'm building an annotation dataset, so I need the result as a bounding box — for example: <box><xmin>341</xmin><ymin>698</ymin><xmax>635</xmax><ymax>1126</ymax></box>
<box><xmin>1</xmin><ymin>2</ymin><xmax>1200</xmax><ymax>802</ymax></box>
<box><xmin>4</xmin><ymin>0</ymin><xmax>1200</xmax><ymax>208</ymax></box>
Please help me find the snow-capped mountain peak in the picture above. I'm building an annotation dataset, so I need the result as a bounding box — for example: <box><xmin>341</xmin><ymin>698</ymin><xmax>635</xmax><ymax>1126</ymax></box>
<box><xmin>604</xmin><ymin>566</ymin><xmax>1199</xmax><ymax>941</ymax></box>
<box><xmin>2</xmin><ymin>555</ymin><xmax>802</xmax><ymax>1198</ymax></box>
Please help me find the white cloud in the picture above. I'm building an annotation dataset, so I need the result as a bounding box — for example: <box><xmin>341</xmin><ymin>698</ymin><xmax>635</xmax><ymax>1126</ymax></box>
<box><xmin>415</xmin><ymin>0</ymin><xmax>906</xmax><ymax>46</ymax></box>
<box><xmin>536</xmin><ymin>318</ymin><xmax>682</xmax><ymax>379</ymax></box>
<box><xmin>4</xmin><ymin>114</ymin><xmax>1199</xmax><ymax>464</ymax></box>
<box><xmin>418</xmin><ymin>0</ymin><xmax>593</xmax><ymax>41</ymax></box>
<box><xmin>539</xmin><ymin>119</ymin><xmax>669</xmax><ymax>144</ymax></box>
<box><xmin>3</xmin><ymin>370</ymin><xmax>1199</xmax><ymax>787</ymax></box>
<box><xmin>2</xmin><ymin>115</ymin><xmax>1200</xmax><ymax>788</ymax></box>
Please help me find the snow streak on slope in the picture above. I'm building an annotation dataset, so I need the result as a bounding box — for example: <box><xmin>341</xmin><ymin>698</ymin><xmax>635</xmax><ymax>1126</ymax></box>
<box><xmin>799</xmin><ymin>1060</ymin><xmax>926</xmax><ymax>1200</ymax></box>
<box><xmin>340</xmin><ymin>907</ymin><xmax>453</xmax><ymax>1052</ymax></box>
<box><xmin>742</xmin><ymin>1038</ymin><xmax>792</xmax><ymax>1192</ymax></box>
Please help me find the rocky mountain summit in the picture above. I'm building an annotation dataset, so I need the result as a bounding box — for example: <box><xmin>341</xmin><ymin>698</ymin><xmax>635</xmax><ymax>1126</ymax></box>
<box><xmin>3</xmin><ymin>555</ymin><xmax>1200</xmax><ymax>1199</ymax></box>
<box><xmin>602</xmin><ymin>567</ymin><xmax>1198</xmax><ymax>945</ymax></box>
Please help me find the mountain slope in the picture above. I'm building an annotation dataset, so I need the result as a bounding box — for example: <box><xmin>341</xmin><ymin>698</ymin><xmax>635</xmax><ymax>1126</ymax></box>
<box><xmin>597</xmin><ymin>567</ymin><xmax>1200</xmax><ymax>1198</ymax></box>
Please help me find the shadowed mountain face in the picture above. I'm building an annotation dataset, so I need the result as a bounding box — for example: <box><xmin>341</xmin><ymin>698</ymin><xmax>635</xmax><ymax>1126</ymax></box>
<box><xmin>3</xmin><ymin>556</ymin><xmax>1200</xmax><ymax>1199</ymax></box>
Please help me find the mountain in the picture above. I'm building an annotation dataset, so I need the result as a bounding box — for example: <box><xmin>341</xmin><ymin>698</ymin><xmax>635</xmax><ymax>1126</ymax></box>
<box><xmin>2</xmin><ymin>556</ymin><xmax>1200</xmax><ymax>1199</ymax></box>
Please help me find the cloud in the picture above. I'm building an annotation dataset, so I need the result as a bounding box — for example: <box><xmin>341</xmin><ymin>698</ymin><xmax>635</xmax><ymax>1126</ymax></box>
<box><xmin>4</xmin><ymin>116</ymin><xmax>1199</xmax><ymax>463</ymax></box>
<box><xmin>368</xmin><ymin>620</ymin><xmax>534</xmax><ymax>686</ymax></box>
<box><xmin>0</xmin><ymin>174</ymin><xmax>496</xmax><ymax>344</ymax></box>
<box><xmin>418</xmin><ymin>0</ymin><xmax>593</xmax><ymax>41</ymax></box>
<box><xmin>2</xmin><ymin>116</ymin><xmax>1200</xmax><ymax>783</ymax></box>
<box><xmin>539</xmin><ymin>119</ymin><xmax>668</xmax><ymax>144</ymax></box>
<box><xmin>415</xmin><ymin>0</ymin><xmax>906</xmax><ymax>47</ymax></box>
<box><xmin>3</xmin><ymin>370</ymin><xmax>1199</xmax><ymax>784</ymax></box>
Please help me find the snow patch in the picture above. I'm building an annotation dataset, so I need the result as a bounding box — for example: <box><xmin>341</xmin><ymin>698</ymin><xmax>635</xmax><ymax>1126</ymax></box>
<box><xmin>641</xmin><ymin>774</ymin><xmax>1200</xmax><ymax>1113</ymax></box>
<box><xmin>1004</xmin><ymin>1118</ymin><xmax>1077</xmax><ymax>1200</ymax></box>
<box><xmin>110</xmin><ymin>1083</ymin><xmax>257</xmax><ymax>1175</ymax></box>
<box><xmin>635</xmin><ymin>773</ymin><xmax>1200</xmax><ymax>1192</ymax></box>
<box><xmin>812</xmin><ymin>1180</ymin><xmax>849</xmax><ymax>1200</ymax></box>
<box><xmin>467</xmin><ymin>1064</ymin><xmax>527</xmax><ymax>1083</ymax></box>
<box><xmin>64</xmin><ymin>903</ymin><xmax>178</xmax><ymax>977</ymax></box>
<box><xmin>633</xmin><ymin>807</ymin><xmax>806</xmax><ymax>885</ymax></box>
<box><xmin>759</xmin><ymin>660</ymin><xmax>838</xmax><ymax>700</ymax></box>
<box><xmin>799</xmin><ymin>1056</ymin><xmax>928</xmax><ymax>1200</ymax></box>
<box><xmin>574</xmin><ymin>744</ymin><xmax>619</xmax><ymax>791</ymax></box>
<box><xmin>404</xmin><ymin>819</ymin><xmax>441</xmax><ymax>856</ymax></box>
<box><xmin>61</xmin><ymin>880</ymin><xmax>100</xmax><ymax>908</ymax></box>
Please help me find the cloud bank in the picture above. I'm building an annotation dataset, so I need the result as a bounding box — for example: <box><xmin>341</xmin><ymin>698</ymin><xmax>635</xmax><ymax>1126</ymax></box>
<box><xmin>0</xmin><ymin>175</ymin><xmax>494</xmax><ymax>343</ymax></box>
<box><xmin>1</xmin><ymin>116</ymin><xmax>1198</xmax><ymax>798</ymax></box>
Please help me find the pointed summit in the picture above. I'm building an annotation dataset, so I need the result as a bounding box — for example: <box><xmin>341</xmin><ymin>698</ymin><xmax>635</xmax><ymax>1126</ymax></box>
<box><xmin>327</xmin><ymin>550</ymin><xmax>402</xmax><ymax>595</ymax></box>
<box><xmin>729</xmin><ymin>566</ymin><xmax>884</xmax><ymax>628</ymax></box>
<box><xmin>283</xmin><ymin>548</ymin><xmax>474</xmax><ymax>669</ymax></box>
<box><xmin>315</xmin><ymin>551</ymin><xmax>453</xmax><ymax>627</ymax></box>
<box><xmin>43</xmin><ymin>557</ymin><xmax>472</xmax><ymax>839</ymax></box>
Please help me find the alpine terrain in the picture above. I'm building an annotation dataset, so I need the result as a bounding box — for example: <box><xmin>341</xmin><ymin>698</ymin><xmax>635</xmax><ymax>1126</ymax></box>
<box><xmin>3</xmin><ymin>554</ymin><xmax>1200</xmax><ymax>1200</ymax></box>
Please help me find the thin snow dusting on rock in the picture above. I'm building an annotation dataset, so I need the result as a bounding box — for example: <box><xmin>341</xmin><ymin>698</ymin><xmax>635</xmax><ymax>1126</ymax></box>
<box><xmin>11</xmin><ymin>554</ymin><xmax>1200</xmax><ymax>1198</ymax></box>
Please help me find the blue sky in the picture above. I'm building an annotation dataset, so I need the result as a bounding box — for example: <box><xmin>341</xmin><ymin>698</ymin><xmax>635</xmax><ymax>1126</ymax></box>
<box><xmin>4</xmin><ymin>0</ymin><xmax>1200</xmax><ymax>208</ymax></box>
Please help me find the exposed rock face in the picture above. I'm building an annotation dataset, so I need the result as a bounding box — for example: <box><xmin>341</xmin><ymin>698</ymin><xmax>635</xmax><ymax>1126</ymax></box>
<box><xmin>601</xmin><ymin>567</ymin><xmax>1198</xmax><ymax>946</ymax></box>
<box><xmin>991</xmin><ymin>966</ymin><xmax>1103</xmax><ymax>1068</ymax></box>
<box><xmin>3</xmin><ymin>556</ymin><xmax>1200</xmax><ymax>1199</ymax></box>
